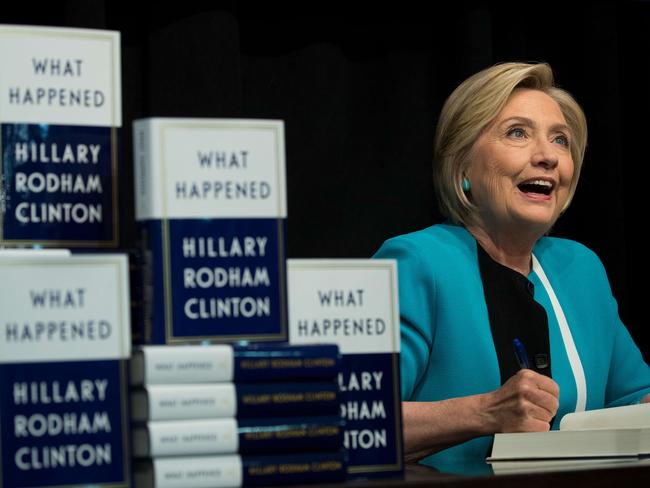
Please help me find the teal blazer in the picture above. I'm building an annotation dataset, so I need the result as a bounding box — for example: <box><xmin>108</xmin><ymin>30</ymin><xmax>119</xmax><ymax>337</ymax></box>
<box><xmin>374</xmin><ymin>223</ymin><xmax>650</xmax><ymax>473</ymax></box>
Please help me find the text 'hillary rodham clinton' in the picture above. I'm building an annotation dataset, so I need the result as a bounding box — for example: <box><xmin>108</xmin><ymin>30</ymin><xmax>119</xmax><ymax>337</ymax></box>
<box><xmin>181</xmin><ymin>235</ymin><xmax>273</xmax><ymax>320</ymax></box>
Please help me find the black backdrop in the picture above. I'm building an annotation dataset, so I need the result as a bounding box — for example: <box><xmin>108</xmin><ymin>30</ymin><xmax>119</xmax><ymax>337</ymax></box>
<box><xmin>2</xmin><ymin>1</ymin><xmax>649</xmax><ymax>360</ymax></box>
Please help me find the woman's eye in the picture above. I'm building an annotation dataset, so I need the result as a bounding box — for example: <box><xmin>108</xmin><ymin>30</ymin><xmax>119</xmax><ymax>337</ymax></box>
<box><xmin>507</xmin><ymin>128</ymin><xmax>526</xmax><ymax>138</ymax></box>
<box><xmin>554</xmin><ymin>135</ymin><xmax>570</xmax><ymax>147</ymax></box>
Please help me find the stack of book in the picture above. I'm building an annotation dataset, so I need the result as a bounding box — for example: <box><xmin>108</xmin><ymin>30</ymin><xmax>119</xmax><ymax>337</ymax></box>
<box><xmin>130</xmin><ymin>342</ymin><xmax>347</xmax><ymax>487</ymax></box>
<box><xmin>0</xmin><ymin>24</ymin><xmax>132</xmax><ymax>488</ymax></box>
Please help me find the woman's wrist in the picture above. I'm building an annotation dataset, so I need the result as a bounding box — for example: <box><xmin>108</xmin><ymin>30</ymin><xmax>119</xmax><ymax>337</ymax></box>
<box><xmin>473</xmin><ymin>391</ymin><xmax>500</xmax><ymax>435</ymax></box>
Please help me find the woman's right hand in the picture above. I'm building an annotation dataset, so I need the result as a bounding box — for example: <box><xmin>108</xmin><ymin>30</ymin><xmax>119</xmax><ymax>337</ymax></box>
<box><xmin>479</xmin><ymin>369</ymin><xmax>560</xmax><ymax>433</ymax></box>
<box><xmin>402</xmin><ymin>369</ymin><xmax>560</xmax><ymax>462</ymax></box>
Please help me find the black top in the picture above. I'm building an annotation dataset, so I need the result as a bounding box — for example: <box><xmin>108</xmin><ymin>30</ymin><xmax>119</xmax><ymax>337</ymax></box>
<box><xmin>476</xmin><ymin>243</ymin><xmax>552</xmax><ymax>385</ymax></box>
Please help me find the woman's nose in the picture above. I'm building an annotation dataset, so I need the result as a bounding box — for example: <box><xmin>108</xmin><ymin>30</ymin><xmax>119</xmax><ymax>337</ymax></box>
<box><xmin>531</xmin><ymin>139</ymin><xmax>559</xmax><ymax>169</ymax></box>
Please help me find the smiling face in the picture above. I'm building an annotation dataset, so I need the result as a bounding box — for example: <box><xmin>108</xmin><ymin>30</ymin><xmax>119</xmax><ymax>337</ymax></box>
<box><xmin>466</xmin><ymin>88</ymin><xmax>575</xmax><ymax>238</ymax></box>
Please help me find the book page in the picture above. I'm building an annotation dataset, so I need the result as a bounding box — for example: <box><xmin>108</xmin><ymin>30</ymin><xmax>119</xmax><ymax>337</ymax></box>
<box><xmin>560</xmin><ymin>403</ymin><xmax>650</xmax><ymax>431</ymax></box>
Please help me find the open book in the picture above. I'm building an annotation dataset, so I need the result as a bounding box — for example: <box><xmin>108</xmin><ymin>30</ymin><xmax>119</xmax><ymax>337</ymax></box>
<box><xmin>488</xmin><ymin>403</ymin><xmax>650</xmax><ymax>462</ymax></box>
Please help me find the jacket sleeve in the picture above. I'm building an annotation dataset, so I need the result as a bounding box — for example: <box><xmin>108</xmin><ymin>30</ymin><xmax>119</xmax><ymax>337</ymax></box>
<box><xmin>604</xmin><ymin>305</ymin><xmax>650</xmax><ymax>407</ymax></box>
<box><xmin>374</xmin><ymin>235</ymin><xmax>437</xmax><ymax>400</ymax></box>
<box><xmin>583</xmin><ymin>249</ymin><xmax>650</xmax><ymax>407</ymax></box>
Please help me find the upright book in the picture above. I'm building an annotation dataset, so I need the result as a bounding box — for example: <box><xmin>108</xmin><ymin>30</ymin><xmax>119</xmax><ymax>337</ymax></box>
<box><xmin>133</xmin><ymin>118</ymin><xmax>287</xmax><ymax>344</ymax></box>
<box><xmin>0</xmin><ymin>253</ymin><xmax>131</xmax><ymax>487</ymax></box>
<box><xmin>0</xmin><ymin>24</ymin><xmax>121</xmax><ymax>248</ymax></box>
<box><xmin>287</xmin><ymin>259</ymin><xmax>404</xmax><ymax>480</ymax></box>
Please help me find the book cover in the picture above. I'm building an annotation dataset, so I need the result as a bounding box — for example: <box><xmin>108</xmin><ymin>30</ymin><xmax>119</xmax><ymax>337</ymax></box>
<box><xmin>133</xmin><ymin>118</ymin><xmax>287</xmax><ymax>344</ymax></box>
<box><xmin>287</xmin><ymin>259</ymin><xmax>404</xmax><ymax>480</ymax></box>
<box><xmin>132</xmin><ymin>416</ymin><xmax>344</xmax><ymax>457</ymax></box>
<box><xmin>134</xmin><ymin>451</ymin><xmax>346</xmax><ymax>488</ymax></box>
<box><xmin>131</xmin><ymin>343</ymin><xmax>341</xmax><ymax>385</ymax></box>
<box><xmin>0</xmin><ymin>254</ymin><xmax>131</xmax><ymax>487</ymax></box>
<box><xmin>0</xmin><ymin>25</ymin><xmax>121</xmax><ymax>248</ymax></box>
<box><xmin>131</xmin><ymin>381</ymin><xmax>339</xmax><ymax>422</ymax></box>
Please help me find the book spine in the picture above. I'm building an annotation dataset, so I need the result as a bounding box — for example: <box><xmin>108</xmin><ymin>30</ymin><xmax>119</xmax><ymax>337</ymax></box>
<box><xmin>242</xmin><ymin>451</ymin><xmax>346</xmax><ymax>486</ymax></box>
<box><xmin>134</xmin><ymin>219</ymin><xmax>166</xmax><ymax>344</ymax></box>
<box><xmin>133</xmin><ymin>119</ymin><xmax>153</xmax><ymax>224</ymax></box>
<box><xmin>132</xmin><ymin>384</ymin><xmax>237</xmax><ymax>422</ymax></box>
<box><xmin>132</xmin><ymin>122</ymin><xmax>161</xmax><ymax>344</ymax></box>
<box><xmin>132</xmin><ymin>381</ymin><xmax>339</xmax><ymax>421</ymax></box>
<box><xmin>133</xmin><ymin>416</ymin><xmax>343</xmax><ymax>457</ymax></box>
<box><xmin>137</xmin><ymin>452</ymin><xmax>345</xmax><ymax>488</ymax></box>
<box><xmin>235</xmin><ymin>381</ymin><xmax>339</xmax><ymax>418</ymax></box>
<box><xmin>233</xmin><ymin>343</ymin><xmax>341</xmax><ymax>382</ymax></box>
<box><xmin>132</xmin><ymin>344</ymin><xmax>341</xmax><ymax>385</ymax></box>
<box><xmin>138</xmin><ymin>455</ymin><xmax>242</xmax><ymax>488</ymax></box>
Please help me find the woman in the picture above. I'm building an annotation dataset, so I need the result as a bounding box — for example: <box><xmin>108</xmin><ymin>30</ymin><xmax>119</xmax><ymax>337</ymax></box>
<box><xmin>374</xmin><ymin>62</ymin><xmax>650</xmax><ymax>473</ymax></box>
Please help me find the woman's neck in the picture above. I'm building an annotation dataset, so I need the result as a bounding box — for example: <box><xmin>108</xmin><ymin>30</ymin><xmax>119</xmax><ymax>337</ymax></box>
<box><xmin>465</xmin><ymin>223</ymin><xmax>540</xmax><ymax>276</ymax></box>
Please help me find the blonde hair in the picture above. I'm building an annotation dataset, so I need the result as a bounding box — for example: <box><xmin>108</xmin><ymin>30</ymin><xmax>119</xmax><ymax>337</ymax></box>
<box><xmin>433</xmin><ymin>62</ymin><xmax>587</xmax><ymax>226</ymax></box>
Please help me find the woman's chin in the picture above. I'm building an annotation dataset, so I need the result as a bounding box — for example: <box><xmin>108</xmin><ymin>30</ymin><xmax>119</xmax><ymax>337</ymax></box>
<box><xmin>512</xmin><ymin>193</ymin><xmax>563</xmax><ymax>228</ymax></box>
<box><xmin>512</xmin><ymin>209</ymin><xmax>559</xmax><ymax>233</ymax></box>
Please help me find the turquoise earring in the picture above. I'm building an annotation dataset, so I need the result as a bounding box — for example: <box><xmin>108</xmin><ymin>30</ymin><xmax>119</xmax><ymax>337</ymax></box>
<box><xmin>462</xmin><ymin>177</ymin><xmax>471</xmax><ymax>192</ymax></box>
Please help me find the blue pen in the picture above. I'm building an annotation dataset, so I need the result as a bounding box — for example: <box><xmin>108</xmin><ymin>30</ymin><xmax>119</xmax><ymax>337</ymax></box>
<box><xmin>512</xmin><ymin>338</ymin><xmax>530</xmax><ymax>369</ymax></box>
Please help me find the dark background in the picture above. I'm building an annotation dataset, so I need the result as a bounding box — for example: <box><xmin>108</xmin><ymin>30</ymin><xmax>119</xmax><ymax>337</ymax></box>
<box><xmin>3</xmin><ymin>1</ymin><xmax>649</xmax><ymax>360</ymax></box>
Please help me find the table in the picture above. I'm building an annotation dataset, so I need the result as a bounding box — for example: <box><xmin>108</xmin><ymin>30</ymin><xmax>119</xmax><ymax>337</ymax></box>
<box><xmin>296</xmin><ymin>459</ymin><xmax>650</xmax><ymax>487</ymax></box>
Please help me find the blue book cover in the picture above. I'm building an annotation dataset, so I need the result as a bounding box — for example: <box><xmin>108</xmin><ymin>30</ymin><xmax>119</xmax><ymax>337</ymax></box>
<box><xmin>133</xmin><ymin>118</ymin><xmax>287</xmax><ymax>344</ymax></box>
<box><xmin>0</xmin><ymin>25</ymin><xmax>121</xmax><ymax>248</ymax></box>
<box><xmin>0</xmin><ymin>253</ymin><xmax>132</xmax><ymax>487</ymax></box>
<box><xmin>288</xmin><ymin>259</ymin><xmax>404</xmax><ymax>480</ymax></box>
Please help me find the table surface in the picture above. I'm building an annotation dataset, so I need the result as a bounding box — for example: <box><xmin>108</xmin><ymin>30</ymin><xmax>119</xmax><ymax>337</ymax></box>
<box><xmin>294</xmin><ymin>458</ymin><xmax>650</xmax><ymax>487</ymax></box>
